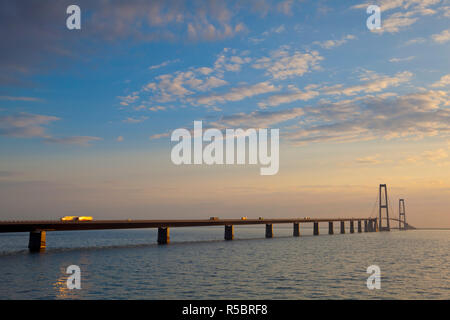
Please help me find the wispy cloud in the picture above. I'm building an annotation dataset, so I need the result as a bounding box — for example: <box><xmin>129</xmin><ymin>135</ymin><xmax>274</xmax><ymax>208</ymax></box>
<box><xmin>432</xmin><ymin>29</ymin><xmax>450</xmax><ymax>44</ymax></box>
<box><xmin>0</xmin><ymin>96</ymin><xmax>42</xmax><ymax>102</ymax></box>
<box><xmin>44</xmin><ymin>136</ymin><xmax>102</xmax><ymax>146</ymax></box>
<box><xmin>313</xmin><ymin>35</ymin><xmax>356</xmax><ymax>49</ymax></box>
<box><xmin>0</xmin><ymin>112</ymin><xmax>58</xmax><ymax>138</ymax></box>
<box><xmin>122</xmin><ymin>116</ymin><xmax>148</xmax><ymax>124</ymax></box>
<box><xmin>431</xmin><ymin>74</ymin><xmax>450</xmax><ymax>87</ymax></box>
<box><xmin>352</xmin><ymin>0</ymin><xmax>442</xmax><ymax>34</ymax></box>
<box><xmin>389</xmin><ymin>56</ymin><xmax>415</xmax><ymax>63</ymax></box>
<box><xmin>322</xmin><ymin>71</ymin><xmax>413</xmax><ymax>96</ymax></box>
<box><xmin>252</xmin><ymin>48</ymin><xmax>323</xmax><ymax>80</ymax></box>
<box><xmin>194</xmin><ymin>81</ymin><xmax>280</xmax><ymax>106</ymax></box>
<box><xmin>286</xmin><ymin>89</ymin><xmax>450</xmax><ymax>145</ymax></box>
<box><xmin>149</xmin><ymin>59</ymin><xmax>180</xmax><ymax>70</ymax></box>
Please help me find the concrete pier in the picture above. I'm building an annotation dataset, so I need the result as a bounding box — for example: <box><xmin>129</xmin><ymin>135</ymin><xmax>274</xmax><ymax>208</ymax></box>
<box><xmin>28</xmin><ymin>231</ymin><xmax>46</xmax><ymax>252</ymax></box>
<box><xmin>350</xmin><ymin>220</ymin><xmax>355</xmax><ymax>233</ymax></box>
<box><xmin>364</xmin><ymin>220</ymin><xmax>368</xmax><ymax>232</ymax></box>
<box><xmin>313</xmin><ymin>222</ymin><xmax>319</xmax><ymax>235</ymax></box>
<box><xmin>340</xmin><ymin>221</ymin><xmax>345</xmax><ymax>234</ymax></box>
<box><xmin>265</xmin><ymin>224</ymin><xmax>273</xmax><ymax>238</ymax></box>
<box><xmin>328</xmin><ymin>222</ymin><xmax>333</xmax><ymax>234</ymax></box>
<box><xmin>293</xmin><ymin>223</ymin><xmax>300</xmax><ymax>237</ymax></box>
<box><xmin>224</xmin><ymin>225</ymin><xmax>234</xmax><ymax>240</ymax></box>
<box><xmin>358</xmin><ymin>220</ymin><xmax>362</xmax><ymax>233</ymax></box>
<box><xmin>157</xmin><ymin>227</ymin><xmax>170</xmax><ymax>244</ymax></box>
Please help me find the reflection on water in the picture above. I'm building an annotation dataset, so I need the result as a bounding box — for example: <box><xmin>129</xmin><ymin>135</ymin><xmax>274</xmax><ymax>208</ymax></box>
<box><xmin>0</xmin><ymin>227</ymin><xmax>449</xmax><ymax>299</ymax></box>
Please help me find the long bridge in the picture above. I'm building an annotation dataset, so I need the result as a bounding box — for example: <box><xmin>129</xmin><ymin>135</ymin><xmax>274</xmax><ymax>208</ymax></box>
<box><xmin>0</xmin><ymin>184</ymin><xmax>415</xmax><ymax>252</ymax></box>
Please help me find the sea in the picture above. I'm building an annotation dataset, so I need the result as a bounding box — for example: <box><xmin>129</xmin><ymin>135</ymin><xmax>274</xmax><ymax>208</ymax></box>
<box><xmin>0</xmin><ymin>226</ymin><xmax>448</xmax><ymax>299</ymax></box>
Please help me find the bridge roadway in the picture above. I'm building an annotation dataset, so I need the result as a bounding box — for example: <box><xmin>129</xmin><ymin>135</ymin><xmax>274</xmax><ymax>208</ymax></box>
<box><xmin>0</xmin><ymin>217</ymin><xmax>372</xmax><ymax>233</ymax></box>
<box><xmin>0</xmin><ymin>217</ymin><xmax>383</xmax><ymax>252</ymax></box>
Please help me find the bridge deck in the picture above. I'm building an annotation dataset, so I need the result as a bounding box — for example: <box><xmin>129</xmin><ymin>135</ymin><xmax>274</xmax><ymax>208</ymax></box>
<box><xmin>0</xmin><ymin>218</ymin><xmax>370</xmax><ymax>233</ymax></box>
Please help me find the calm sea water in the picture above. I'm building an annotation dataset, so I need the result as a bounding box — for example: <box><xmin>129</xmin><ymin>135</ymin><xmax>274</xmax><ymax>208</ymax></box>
<box><xmin>0</xmin><ymin>226</ymin><xmax>448</xmax><ymax>299</ymax></box>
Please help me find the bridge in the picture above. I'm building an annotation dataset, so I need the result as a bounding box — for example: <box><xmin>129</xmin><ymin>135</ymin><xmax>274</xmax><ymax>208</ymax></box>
<box><xmin>0</xmin><ymin>184</ymin><xmax>415</xmax><ymax>252</ymax></box>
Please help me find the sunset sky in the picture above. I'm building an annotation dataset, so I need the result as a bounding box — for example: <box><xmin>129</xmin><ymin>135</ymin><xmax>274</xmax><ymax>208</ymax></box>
<box><xmin>1</xmin><ymin>0</ymin><xmax>449</xmax><ymax>227</ymax></box>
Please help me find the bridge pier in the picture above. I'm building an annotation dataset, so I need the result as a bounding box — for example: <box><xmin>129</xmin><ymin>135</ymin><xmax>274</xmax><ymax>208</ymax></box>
<box><xmin>293</xmin><ymin>223</ymin><xmax>300</xmax><ymax>237</ymax></box>
<box><xmin>224</xmin><ymin>225</ymin><xmax>234</xmax><ymax>241</ymax></box>
<box><xmin>157</xmin><ymin>227</ymin><xmax>170</xmax><ymax>244</ymax></box>
<box><xmin>28</xmin><ymin>231</ymin><xmax>46</xmax><ymax>252</ymax></box>
<box><xmin>313</xmin><ymin>222</ymin><xmax>319</xmax><ymax>235</ymax></box>
<box><xmin>340</xmin><ymin>221</ymin><xmax>345</xmax><ymax>234</ymax></box>
<box><xmin>358</xmin><ymin>220</ymin><xmax>362</xmax><ymax>233</ymax></box>
<box><xmin>265</xmin><ymin>224</ymin><xmax>273</xmax><ymax>238</ymax></box>
<box><xmin>350</xmin><ymin>220</ymin><xmax>355</xmax><ymax>233</ymax></box>
<box><xmin>328</xmin><ymin>222</ymin><xmax>333</xmax><ymax>235</ymax></box>
<box><xmin>364</xmin><ymin>220</ymin><xmax>368</xmax><ymax>232</ymax></box>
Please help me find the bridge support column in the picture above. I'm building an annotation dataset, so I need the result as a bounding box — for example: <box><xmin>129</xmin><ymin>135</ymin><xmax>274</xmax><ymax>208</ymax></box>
<box><xmin>350</xmin><ymin>221</ymin><xmax>355</xmax><ymax>233</ymax></box>
<box><xmin>293</xmin><ymin>223</ymin><xmax>300</xmax><ymax>237</ymax></box>
<box><xmin>224</xmin><ymin>225</ymin><xmax>234</xmax><ymax>241</ymax></box>
<box><xmin>358</xmin><ymin>220</ymin><xmax>362</xmax><ymax>233</ymax></box>
<box><xmin>28</xmin><ymin>231</ymin><xmax>46</xmax><ymax>252</ymax></box>
<box><xmin>340</xmin><ymin>221</ymin><xmax>345</xmax><ymax>234</ymax></box>
<box><xmin>328</xmin><ymin>222</ymin><xmax>333</xmax><ymax>235</ymax></box>
<box><xmin>157</xmin><ymin>227</ymin><xmax>170</xmax><ymax>244</ymax></box>
<box><xmin>364</xmin><ymin>220</ymin><xmax>368</xmax><ymax>232</ymax></box>
<box><xmin>313</xmin><ymin>222</ymin><xmax>319</xmax><ymax>235</ymax></box>
<box><xmin>265</xmin><ymin>224</ymin><xmax>273</xmax><ymax>238</ymax></box>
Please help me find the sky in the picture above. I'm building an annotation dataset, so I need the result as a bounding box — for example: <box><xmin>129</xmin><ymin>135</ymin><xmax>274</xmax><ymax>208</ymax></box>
<box><xmin>0</xmin><ymin>0</ymin><xmax>449</xmax><ymax>227</ymax></box>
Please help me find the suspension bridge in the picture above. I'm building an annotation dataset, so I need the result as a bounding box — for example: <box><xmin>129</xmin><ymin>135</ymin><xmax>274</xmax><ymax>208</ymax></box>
<box><xmin>0</xmin><ymin>184</ymin><xmax>415</xmax><ymax>252</ymax></box>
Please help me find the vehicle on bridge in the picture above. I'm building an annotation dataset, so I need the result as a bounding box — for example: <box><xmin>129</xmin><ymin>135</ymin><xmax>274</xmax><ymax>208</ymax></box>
<box><xmin>60</xmin><ymin>216</ymin><xmax>77</xmax><ymax>221</ymax></box>
<box><xmin>60</xmin><ymin>216</ymin><xmax>93</xmax><ymax>221</ymax></box>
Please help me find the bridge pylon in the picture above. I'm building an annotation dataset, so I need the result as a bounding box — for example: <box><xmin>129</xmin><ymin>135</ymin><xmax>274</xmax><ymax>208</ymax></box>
<box><xmin>379</xmin><ymin>184</ymin><xmax>390</xmax><ymax>231</ymax></box>
<box><xmin>399</xmin><ymin>199</ymin><xmax>406</xmax><ymax>230</ymax></box>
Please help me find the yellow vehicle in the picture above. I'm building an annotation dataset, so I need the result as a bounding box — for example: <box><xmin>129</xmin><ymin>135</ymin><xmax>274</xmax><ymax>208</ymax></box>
<box><xmin>241</xmin><ymin>216</ymin><xmax>248</xmax><ymax>220</ymax></box>
<box><xmin>210</xmin><ymin>217</ymin><xmax>219</xmax><ymax>221</ymax></box>
<box><xmin>76</xmin><ymin>216</ymin><xmax>93</xmax><ymax>221</ymax></box>
<box><xmin>60</xmin><ymin>216</ymin><xmax>77</xmax><ymax>221</ymax></box>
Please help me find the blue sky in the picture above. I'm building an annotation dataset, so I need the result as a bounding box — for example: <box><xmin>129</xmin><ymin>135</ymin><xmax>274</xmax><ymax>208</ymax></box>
<box><xmin>0</xmin><ymin>0</ymin><xmax>449</xmax><ymax>226</ymax></box>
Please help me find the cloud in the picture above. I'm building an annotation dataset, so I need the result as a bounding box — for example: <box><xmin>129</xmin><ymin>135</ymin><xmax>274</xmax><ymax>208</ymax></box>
<box><xmin>194</xmin><ymin>81</ymin><xmax>280</xmax><ymax>106</ymax></box>
<box><xmin>313</xmin><ymin>35</ymin><xmax>356</xmax><ymax>49</ymax></box>
<box><xmin>277</xmin><ymin>0</ymin><xmax>294</xmax><ymax>15</ymax></box>
<box><xmin>212</xmin><ymin>108</ymin><xmax>304</xmax><ymax>128</ymax></box>
<box><xmin>353</xmin><ymin>0</ymin><xmax>442</xmax><ymax>34</ymax></box>
<box><xmin>43</xmin><ymin>136</ymin><xmax>102</xmax><ymax>146</ymax></box>
<box><xmin>0</xmin><ymin>112</ymin><xmax>59</xmax><ymax>138</ymax></box>
<box><xmin>422</xmin><ymin>148</ymin><xmax>448</xmax><ymax>162</ymax></box>
<box><xmin>285</xmin><ymin>89</ymin><xmax>450</xmax><ymax>145</ymax></box>
<box><xmin>432</xmin><ymin>29</ymin><xmax>450</xmax><ymax>44</ymax></box>
<box><xmin>355</xmin><ymin>155</ymin><xmax>382</xmax><ymax>164</ymax></box>
<box><xmin>258</xmin><ymin>85</ymin><xmax>320</xmax><ymax>108</ymax></box>
<box><xmin>403</xmin><ymin>37</ymin><xmax>426</xmax><ymax>46</ymax></box>
<box><xmin>149</xmin><ymin>59</ymin><xmax>180</xmax><ymax>70</ymax></box>
<box><xmin>323</xmin><ymin>71</ymin><xmax>413</xmax><ymax>96</ymax></box>
<box><xmin>0</xmin><ymin>96</ymin><xmax>42</xmax><ymax>102</ymax></box>
<box><xmin>148</xmin><ymin>106</ymin><xmax>166</xmax><ymax>112</ymax></box>
<box><xmin>431</xmin><ymin>74</ymin><xmax>450</xmax><ymax>87</ymax></box>
<box><xmin>252</xmin><ymin>49</ymin><xmax>323</xmax><ymax>80</ymax></box>
<box><xmin>122</xmin><ymin>116</ymin><xmax>148</xmax><ymax>123</ymax></box>
<box><xmin>389</xmin><ymin>56</ymin><xmax>415</xmax><ymax>63</ymax></box>
<box><xmin>149</xmin><ymin>132</ymin><xmax>170</xmax><ymax>140</ymax></box>
<box><xmin>0</xmin><ymin>0</ymin><xmax>260</xmax><ymax>85</ymax></box>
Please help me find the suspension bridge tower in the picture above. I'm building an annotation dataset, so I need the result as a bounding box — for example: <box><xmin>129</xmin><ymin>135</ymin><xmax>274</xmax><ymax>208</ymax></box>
<box><xmin>379</xmin><ymin>184</ymin><xmax>390</xmax><ymax>231</ymax></box>
<box><xmin>399</xmin><ymin>199</ymin><xmax>406</xmax><ymax>230</ymax></box>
